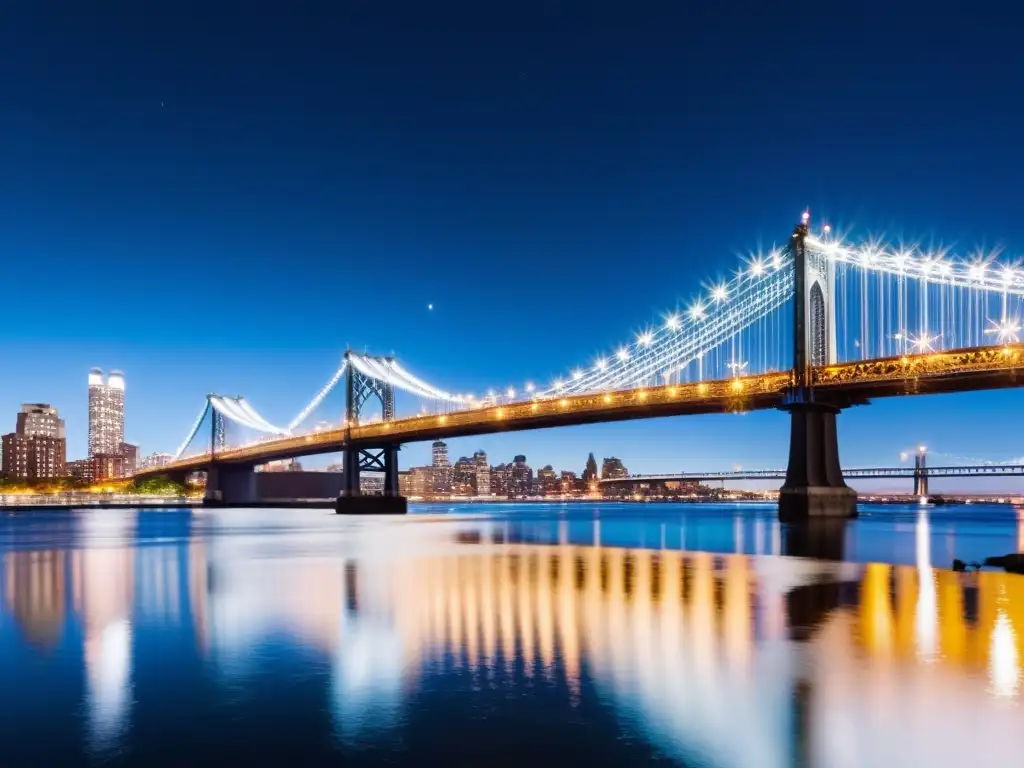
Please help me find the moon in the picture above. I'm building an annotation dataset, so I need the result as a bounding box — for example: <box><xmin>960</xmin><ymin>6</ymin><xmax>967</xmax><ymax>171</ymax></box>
<box><xmin>427</xmin><ymin>303</ymin><xmax>434</xmax><ymax>311</ymax></box>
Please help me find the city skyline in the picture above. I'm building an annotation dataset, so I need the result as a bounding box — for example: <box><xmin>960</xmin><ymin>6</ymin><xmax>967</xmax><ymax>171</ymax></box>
<box><xmin>5</xmin><ymin>5</ymin><xmax>1024</xmax><ymax>485</ymax></box>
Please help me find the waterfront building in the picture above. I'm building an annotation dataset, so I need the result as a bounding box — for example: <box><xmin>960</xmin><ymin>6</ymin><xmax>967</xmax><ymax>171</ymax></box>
<box><xmin>1</xmin><ymin>434</ymin><xmax>66</xmax><ymax>481</ymax></box>
<box><xmin>452</xmin><ymin>456</ymin><xmax>476</xmax><ymax>495</ymax></box>
<box><xmin>601</xmin><ymin>457</ymin><xmax>629</xmax><ymax>480</ymax></box>
<box><xmin>138</xmin><ymin>452</ymin><xmax>172</xmax><ymax>471</ymax></box>
<box><xmin>490</xmin><ymin>463</ymin><xmax>510</xmax><ymax>496</ymax></box>
<box><xmin>473</xmin><ymin>451</ymin><xmax>490</xmax><ymax>497</ymax></box>
<box><xmin>68</xmin><ymin>459</ymin><xmax>93</xmax><ymax>484</ymax></box>
<box><xmin>16</xmin><ymin>404</ymin><xmax>65</xmax><ymax>440</ymax></box>
<box><xmin>88</xmin><ymin>369</ymin><xmax>125</xmax><ymax>458</ymax></box>
<box><xmin>120</xmin><ymin>442</ymin><xmax>138</xmax><ymax>475</ymax></box>
<box><xmin>510</xmin><ymin>455</ymin><xmax>533</xmax><ymax>497</ymax></box>
<box><xmin>1</xmin><ymin>404</ymin><xmax>67</xmax><ymax>480</ymax></box>
<box><xmin>431</xmin><ymin>440</ymin><xmax>451</xmax><ymax>494</ymax></box>
<box><xmin>537</xmin><ymin>465</ymin><xmax>558</xmax><ymax>494</ymax></box>
<box><xmin>582</xmin><ymin>453</ymin><xmax>599</xmax><ymax>483</ymax></box>
<box><xmin>91</xmin><ymin>453</ymin><xmax>125</xmax><ymax>482</ymax></box>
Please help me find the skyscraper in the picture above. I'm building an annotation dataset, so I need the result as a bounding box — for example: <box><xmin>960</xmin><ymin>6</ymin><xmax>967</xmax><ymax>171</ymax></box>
<box><xmin>431</xmin><ymin>440</ymin><xmax>451</xmax><ymax>494</ymax></box>
<box><xmin>473</xmin><ymin>451</ymin><xmax>490</xmax><ymax>497</ymax></box>
<box><xmin>88</xmin><ymin>369</ymin><xmax>125</xmax><ymax>458</ymax></box>
<box><xmin>583</xmin><ymin>453</ymin><xmax>599</xmax><ymax>482</ymax></box>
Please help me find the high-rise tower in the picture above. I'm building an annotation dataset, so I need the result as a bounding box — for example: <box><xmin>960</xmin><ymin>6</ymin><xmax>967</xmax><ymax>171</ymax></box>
<box><xmin>88</xmin><ymin>369</ymin><xmax>125</xmax><ymax>458</ymax></box>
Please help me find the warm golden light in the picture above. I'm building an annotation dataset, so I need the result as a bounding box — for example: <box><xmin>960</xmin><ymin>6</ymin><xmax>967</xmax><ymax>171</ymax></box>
<box><xmin>637</xmin><ymin>391</ymin><xmax>647</xmax><ymax>400</ymax></box>
<box><xmin>531</xmin><ymin>403</ymin><xmax>539</xmax><ymax>412</ymax></box>
<box><xmin>731</xmin><ymin>379</ymin><xmax>743</xmax><ymax>391</ymax></box>
<box><xmin>559</xmin><ymin>399</ymin><xmax>569</xmax><ymax>408</ymax></box>
<box><xmin>603</xmin><ymin>394</ymin><xmax>612</xmax><ymax>404</ymax></box>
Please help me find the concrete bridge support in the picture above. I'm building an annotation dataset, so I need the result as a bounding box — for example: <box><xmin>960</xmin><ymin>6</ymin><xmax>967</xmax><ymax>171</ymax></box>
<box><xmin>779</xmin><ymin>217</ymin><xmax>857</xmax><ymax>522</ymax></box>
<box><xmin>778</xmin><ymin>403</ymin><xmax>858</xmax><ymax>521</ymax></box>
<box><xmin>204</xmin><ymin>464</ymin><xmax>257</xmax><ymax>506</ymax></box>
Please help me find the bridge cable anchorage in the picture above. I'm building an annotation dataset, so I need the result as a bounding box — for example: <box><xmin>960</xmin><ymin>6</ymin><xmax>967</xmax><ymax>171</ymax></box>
<box><xmin>173</xmin><ymin>399</ymin><xmax>213</xmax><ymax>460</ymax></box>
<box><xmin>541</xmin><ymin>250</ymin><xmax>794</xmax><ymax>397</ymax></box>
<box><xmin>287</xmin><ymin>360</ymin><xmax>348</xmax><ymax>431</ymax></box>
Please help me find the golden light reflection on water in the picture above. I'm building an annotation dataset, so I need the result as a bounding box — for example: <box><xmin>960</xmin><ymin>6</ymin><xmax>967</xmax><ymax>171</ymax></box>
<box><xmin>3</xmin><ymin>515</ymin><xmax>1024</xmax><ymax>764</ymax></box>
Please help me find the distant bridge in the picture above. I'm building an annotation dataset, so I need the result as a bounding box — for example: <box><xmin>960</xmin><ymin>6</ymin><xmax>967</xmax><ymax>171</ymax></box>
<box><xmin>602</xmin><ymin>465</ymin><xmax>1024</xmax><ymax>483</ymax></box>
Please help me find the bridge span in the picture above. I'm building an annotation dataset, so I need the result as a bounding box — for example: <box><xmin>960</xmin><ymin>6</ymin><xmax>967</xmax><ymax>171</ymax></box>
<box><xmin>136</xmin><ymin>217</ymin><xmax>1024</xmax><ymax>519</ymax></box>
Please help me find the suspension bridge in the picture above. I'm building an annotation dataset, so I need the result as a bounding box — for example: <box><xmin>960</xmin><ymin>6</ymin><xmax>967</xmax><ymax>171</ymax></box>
<box><xmin>136</xmin><ymin>213</ymin><xmax>1024</xmax><ymax>518</ymax></box>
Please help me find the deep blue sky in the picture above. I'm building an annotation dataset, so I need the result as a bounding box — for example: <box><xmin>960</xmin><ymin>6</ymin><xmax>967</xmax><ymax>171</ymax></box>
<box><xmin>4</xmin><ymin>1</ymin><xmax>1024</xmax><ymax>487</ymax></box>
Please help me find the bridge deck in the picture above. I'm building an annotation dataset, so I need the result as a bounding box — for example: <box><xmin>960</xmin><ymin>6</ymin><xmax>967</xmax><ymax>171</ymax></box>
<box><xmin>140</xmin><ymin>343</ymin><xmax>1024</xmax><ymax>475</ymax></box>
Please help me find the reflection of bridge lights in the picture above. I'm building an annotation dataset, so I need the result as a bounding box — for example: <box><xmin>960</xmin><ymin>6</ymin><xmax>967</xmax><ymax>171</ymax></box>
<box><xmin>617</xmin><ymin>347</ymin><xmax>630</xmax><ymax>362</ymax></box>
<box><xmin>689</xmin><ymin>302</ymin><xmax>706</xmax><ymax>321</ymax></box>
<box><xmin>665</xmin><ymin>314</ymin><xmax>680</xmax><ymax>330</ymax></box>
<box><xmin>984</xmin><ymin>318</ymin><xmax>1022</xmax><ymax>344</ymax></box>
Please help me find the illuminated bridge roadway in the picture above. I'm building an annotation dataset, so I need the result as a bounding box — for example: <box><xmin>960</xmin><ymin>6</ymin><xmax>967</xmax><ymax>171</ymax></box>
<box><xmin>135</xmin><ymin>216</ymin><xmax>1024</xmax><ymax>519</ymax></box>
<box><xmin>140</xmin><ymin>344</ymin><xmax>1024</xmax><ymax>495</ymax></box>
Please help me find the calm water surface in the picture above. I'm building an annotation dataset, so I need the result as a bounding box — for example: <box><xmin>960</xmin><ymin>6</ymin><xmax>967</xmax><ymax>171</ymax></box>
<box><xmin>1</xmin><ymin>502</ymin><xmax>1022</xmax><ymax>766</ymax></box>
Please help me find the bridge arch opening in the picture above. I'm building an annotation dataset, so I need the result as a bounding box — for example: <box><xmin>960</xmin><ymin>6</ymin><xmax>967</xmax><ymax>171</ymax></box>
<box><xmin>809</xmin><ymin>282</ymin><xmax>827</xmax><ymax>367</ymax></box>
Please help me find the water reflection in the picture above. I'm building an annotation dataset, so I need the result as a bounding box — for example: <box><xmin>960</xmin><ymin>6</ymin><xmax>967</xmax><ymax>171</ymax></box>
<box><xmin>0</xmin><ymin>509</ymin><xmax>1022</xmax><ymax>764</ymax></box>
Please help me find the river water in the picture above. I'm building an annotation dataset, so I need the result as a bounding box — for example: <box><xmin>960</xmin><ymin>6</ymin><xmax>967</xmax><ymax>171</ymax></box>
<box><xmin>0</xmin><ymin>502</ymin><xmax>1022</xmax><ymax>766</ymax></box>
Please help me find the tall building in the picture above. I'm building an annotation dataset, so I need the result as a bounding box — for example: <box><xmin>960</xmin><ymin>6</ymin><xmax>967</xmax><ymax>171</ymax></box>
<box><xmin>537</xmin><ymin>465</ymin><xmax>558</xmax><ymax>494</ymax></box>
<box><xmin>431</xmin><ymin>440</ymin><xmax>451</xmax><ymax>494</ymax></box>
<box><xmin>582</xmin><ymin>453</ymin><xmax>599</xmax><ymax>483</ymax></box>
<box><xmin>88</xmin><ymin>369</ymin><xmax>125</xmax><ymax>458</ymax></box>
<box><xmin>510</xmin><ymin>455</ymin><xmax>533</xmax><ymax>497</ymax></box>
<box><xmin>473</xmin><ymin>451</ymin><xmax>490</xmax><ymax>497</ymax></box>
<box><xmin>452</xmin><ymin>456</ymin><xmax>476</xmax><ymax>496</ymax></box>
<box><xmin>490</xmin><ymin>463</ymin><xmax>509</xmax><ymax>496</ymax></box>
<box><xmin>120</xmin><ymin>443</ymin><xmax>138</xmax><ymax>475</ymax></box>
<box><xmin>1</xmin><ymin>404</ymin><xmax>66</xmax><ymax>480</ymax></box>
<box><xmin>601</xmin><ymin>457</ymin><xmax>629</xmax><ymax>480</ymax></box>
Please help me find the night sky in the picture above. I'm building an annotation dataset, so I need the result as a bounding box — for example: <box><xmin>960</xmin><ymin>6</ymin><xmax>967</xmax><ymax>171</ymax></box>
<box><xmin>4</xmin><ymin>2</ymin><xmax>1024</xmax><ymax>488</ymax></box>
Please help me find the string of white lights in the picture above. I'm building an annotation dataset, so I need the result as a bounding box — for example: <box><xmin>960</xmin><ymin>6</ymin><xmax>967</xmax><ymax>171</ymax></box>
<box><xmin>209</xmin><ymin>396</ymin><xmax>284</xmax><ymax>435</ymax></box>
<box><xmin>807</xmin><ymin>235</ymin><xmax>1024</xmax><ymax>295</ymax></box>
<box><xmin>173</xmin><ymin>400</ymin><xmax>212</xmax><ymax>459</ymax></box>
<box><xmin>234</xmin><ymin>397</ymin><xmax>290</xmax><ymax>434</ymax></box>
<box><xmin>287</xmin><ymin>361</ymin><xmax>348</xmax><ymax>431</ymax></box>
<box><xmin>542</xmin><ymin>250</ymin><xmax>793</xmax><ymax>396</ymax></box>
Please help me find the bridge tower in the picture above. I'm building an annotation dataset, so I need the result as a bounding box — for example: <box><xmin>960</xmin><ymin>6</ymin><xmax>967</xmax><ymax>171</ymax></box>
<box><xmin>778</xmin><ymin>215</ymin><xmax>858</xmax><ymax>521</ymax></box>
<box><xmin>913</xmin><ymin>447</ymin><xmax>929</xmax><ymax>498</ymax></box>
<box><xmin>338</xmin><ymin>350</ymin><xmax>406</xmax><ymax>514</ymax></box>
